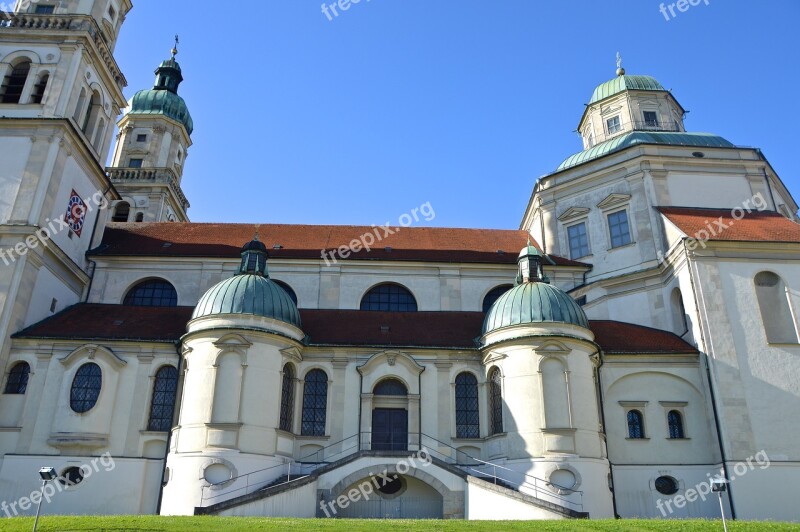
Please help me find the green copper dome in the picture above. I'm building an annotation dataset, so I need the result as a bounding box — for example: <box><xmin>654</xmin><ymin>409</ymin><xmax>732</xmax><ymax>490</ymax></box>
<box><xmin>483</xmin><ymin>283</ymin><xmax>589</xmax><ymax>334</ymax></box>
<box><xmin>129</xmin><ymin>90</ymin><xmax>193</xmax><ymax>134</ymax></box>
<box><xmin>556</xmin><ymin>131</ymin><xmax>735</xmax><ymax>172</ymax></box>
<box><xmin>589</xmin><ymin>75</ymin><xmax>666</xmax><ymax>104</ymax></box>
<box><xmin>192</xmin><ymin>274</ymin><xmax>301</xmax><ymax>327</ymax></box>
<box><xmin>128</xmin><ymin>54</ymin><xmax>193</xmax><ymax>134</ymax></box>
<box><xmin>192</xmin><ymin>238</ymin><xmax>301</xmax><ymax>328</ymax></box>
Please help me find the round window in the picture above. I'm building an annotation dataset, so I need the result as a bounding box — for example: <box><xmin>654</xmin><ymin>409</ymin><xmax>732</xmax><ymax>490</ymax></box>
<box><xmin>59</xmin><ymin>466</ymin><xmax>85</xmax><ymax>487</ymax></box>
<box><xmin>378</xmin><ymin>476</ymin><xmax>403</xmax><ymax>495</ymax></box>
<box><xmin>549</xmin><ymin>469</ymin><xmax>577</xmax><ymax>491</ymax></box>
<box><xmin>655</xmin><ymin>475</ymin><xmax>679</xmax><ymax>495</ymax></box>
<box><xmin>204</xmin><ymin>463</ymin><xmax>232</xmax><ymax>485</ymax></box>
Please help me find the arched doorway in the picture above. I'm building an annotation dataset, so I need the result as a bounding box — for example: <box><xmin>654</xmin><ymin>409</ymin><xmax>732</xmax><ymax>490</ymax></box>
<box><xmin>371</xmin><ymin>378</ymin><xmax>408</xmax><ymax>451</ymax></box>
<box><xmin>335</xmin><ymin>475</ymin><xmax>443</xmax><ymax>519</ymax></box>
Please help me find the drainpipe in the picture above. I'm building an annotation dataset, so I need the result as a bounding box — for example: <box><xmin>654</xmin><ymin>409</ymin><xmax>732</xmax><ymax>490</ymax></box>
<box><xmin>594</xmin><ymin>347</ymin><xmax>619</xmax><ymax>518</ymax></box>
<box><xmin>156</xmin><ymin>340</ymin><xmax>183</xmax><ymax>514</ymax></box>
<box><xmin>683</xmin><ymin>239</ymin><xmax>736</xmax><ymax>518</ymax></box>
<box><xmin>358</xmin><ymin>367</ymin><xmax>363</xmax><ymax>451</ymax></box>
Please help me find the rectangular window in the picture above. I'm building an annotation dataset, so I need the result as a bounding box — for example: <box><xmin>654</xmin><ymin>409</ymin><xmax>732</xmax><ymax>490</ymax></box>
<box><xmin>34</xmin><ymin>5</ymin><xmax>55</xmax><ymax>14</ymax></box>
<box><xmin>607</xmin><ymin>210</ymin><xmax>632</xmax><ymax>248</ymax></box>
<box><xmin>136</xmin><ymin>134</ymin><xmax>147</xmax><ymax>142</ymax></box>
<box><xmin>606</xmin><ymin>115</ymin><xmax>621</xmax><ymax>134</ymax></box>
<box><xmin>567</xmin><ymin>222</ymin><xmax>590</xmax><ymax>259</ymax></box>
<box><xmin>643</xmin><ymin>111</ymin><xmax>659</xmax><ymax>127</ymax></box>
<box><xmin>128</xmin><ymin>158</ymin><xmax>143</xmax><ymax>168</ymax></box>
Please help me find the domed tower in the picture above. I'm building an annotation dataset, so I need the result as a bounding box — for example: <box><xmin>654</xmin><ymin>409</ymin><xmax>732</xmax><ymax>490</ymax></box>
<box><xmin>108</xmin><ymin>41</ymin><xmax>193</xmax><ymax>222</ymax></box>
<box><xmin>160</xmin><ymin>238</ymin><xmax>304</xmax><ymax>515</ymax></box>
<box><xmin>578</xmin><ymin>55</ymin><xmax>686</xmax><ymax>149</ymax></box>
<box><xmin>481</xmin><ymin>244</ymin><xmax>613</xmax><ymax>518</ymax></box>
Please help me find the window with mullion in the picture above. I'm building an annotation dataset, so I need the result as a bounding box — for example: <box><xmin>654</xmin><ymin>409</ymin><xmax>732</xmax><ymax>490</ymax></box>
<box><xmin>301</xmin><ymin>369</ymin><xmax>328</xmax><ymax>436</ymax></box>
<box><xmin>279</xmin><ymin>364</ymin><xmax>295</xmax><ymax>432</ymax></box>
<box><xmin>488</xmin><ymin>368</ymin><xmax>503</xmax><ymax>435</ymax></box>
<box><xmin>70</xmin><ymin>363</ymin><xmax>102</xmax><ymax>413</ymax></box>
<box><xmin>147</xmin><ymin>366</ymin><xmax>178</xmax><ymax>432</ymax></box>
<box><xmin>567</xmin><ymin>222</ymin><xmax>590</xmax><ymax>259</ymax></box>
<box><xmin>627</xmin><ymin>409</ymin><xmax>644</xmax><ymax>439</ymax></box>
<box><xmin>607</xmin><ymin>210</ymin><xmax>632</xmax><ymax>248</ymax></box>
<box><xmin>4</xmin><ymin>362</ymin><xmax>30</xmax><ymax>394</ymax></box>
<box><xmin>455</xmin><ymin>372</ymin><xmax>480</xmax><ymax>438</ymax></box>
<box><xmin>667</xmin><ymin>410</ymin><xmax>685</xmax><ymax>439</ymax></box>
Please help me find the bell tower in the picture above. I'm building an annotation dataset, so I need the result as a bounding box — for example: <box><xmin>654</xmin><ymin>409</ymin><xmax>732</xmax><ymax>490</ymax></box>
<box><xmin>107</xmin><ymin>38</ymin><xmax>193</xmax><ymax>223</ymax></box>
<box><xmin>0</xmin><ymin>1</ymin><xmax>131</xmax><ymax>377</ymax></box>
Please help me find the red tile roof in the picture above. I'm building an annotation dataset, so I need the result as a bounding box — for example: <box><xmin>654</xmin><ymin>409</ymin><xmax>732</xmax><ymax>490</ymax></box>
<box><xmin>91</xmin><ymin>223</ymin><xmax>588</xmax><ymax>267</ymax></box>
<box><xmin>14</xmin><ymin>304</ymin><xmax>697</xmax><ymax>354</ymax></box>
<box><xmin>658</xmin><ymin>207</ymin><xmax>800</xmax><ymax>243</ymax></box>
<box><xmin>590</xmin><ymin>320</ymin><xmax>698</xmax><ymax>354</ymax></box>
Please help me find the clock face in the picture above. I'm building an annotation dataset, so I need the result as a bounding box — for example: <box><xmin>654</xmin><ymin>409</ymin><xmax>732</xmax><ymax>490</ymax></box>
<box><xmin>64</xmin><ymin>190</ymin><xmax>87</xmax><ymax>237</ymax></box>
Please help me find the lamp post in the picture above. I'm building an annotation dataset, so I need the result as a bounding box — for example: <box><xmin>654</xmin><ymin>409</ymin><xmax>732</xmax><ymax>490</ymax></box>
<box><xmin>711</xmin><ymin>478</ymin><xmax>729</xmax><ymax>532</ymax></box>
<box><xmin>33</xmin><ymin>467</ymin><xmax>57</xmax><ymax>532</ymax></box>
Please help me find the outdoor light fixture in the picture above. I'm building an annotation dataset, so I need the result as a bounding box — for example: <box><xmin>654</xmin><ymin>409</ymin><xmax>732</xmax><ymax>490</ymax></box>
<box><xmin>33</xmin><ymin>467</ymin><xmax>58</xmax><ymax>532</ymax></box>
<box><xmin>711</xmin><ymin>478</ymin><xmax>729</xmax><ymax>532</ymax></box>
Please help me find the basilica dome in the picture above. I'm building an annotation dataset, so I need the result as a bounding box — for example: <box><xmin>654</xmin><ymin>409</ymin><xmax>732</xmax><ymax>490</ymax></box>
<box><xmin>192</xmin><ymin>238</ymin><xmax>301</xmax><ymax>328</ymax></box>
<box><xmin>482</xmin><ymin>246</ymin><xmax>589</xmax><ymax>334</ymax></box>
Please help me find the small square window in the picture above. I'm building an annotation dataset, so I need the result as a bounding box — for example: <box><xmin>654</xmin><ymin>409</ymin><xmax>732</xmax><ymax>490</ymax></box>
<box><xmin>607</xmin><ymin>210</ymin><xmax>632</xmax><ymax>248</ymax></box>
<box><xmin>35</xmin><ymin>5</ymin><xmax>55</xmax><ymax>14</ymax></box>
<box><xmin>129</xmin><ymin>158</ymin><xmax>143</xmax><ymax>168</ymax></box>
<box><xmin>136</xmin><ymin>134</ymin><xmax>147</xmax><ymax>142</ymax></box>
<box><xmin>606</xmin><ymin>116</ymin><xmax>622</xmax><ymax>134</ymax></box>
<box><xmin>643</xmin><ymin>111</ymin><xmax>659</xmax><ymax>127</ymax></box>
<box><xmin>567</xmin><ymin>222</ymin><xmax>590</xmax><ymax>259</ymax></box>
<box><xmin>50</xmin><ymin>298</ymin><xmax>58</xmax><ymax>313</ymax></box>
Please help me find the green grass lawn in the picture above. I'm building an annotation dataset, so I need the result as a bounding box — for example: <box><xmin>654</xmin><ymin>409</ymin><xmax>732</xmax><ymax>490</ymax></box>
<box><xmin>1</xmin><ymin>517</ymin><xmax>798</xmax><ymax>532</ymax></box>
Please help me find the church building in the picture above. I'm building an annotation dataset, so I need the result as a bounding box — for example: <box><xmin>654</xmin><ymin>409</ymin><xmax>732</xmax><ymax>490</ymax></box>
<box><xmin>0</xmin><ymin>0</ymin><xmax>798</xmax><ymax>522</ymax></box>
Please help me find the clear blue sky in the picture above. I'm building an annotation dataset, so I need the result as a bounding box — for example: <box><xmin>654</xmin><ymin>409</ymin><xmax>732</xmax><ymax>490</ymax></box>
<box><xmin>112</xmin><ymin>0</ymin><xmax>800</xmax><ymax>229</ymax></box>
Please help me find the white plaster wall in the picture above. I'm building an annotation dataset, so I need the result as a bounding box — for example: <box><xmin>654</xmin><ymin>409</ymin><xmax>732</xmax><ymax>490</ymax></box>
<box><xmin>0</xmin><ymin>137</ymin><xmax>32</xmax><ymax>223</ymax></box>
<box><xmin>465</xmin><ymin>481</ymin><xmax>565</xmax><ymax>520</ymax></box>
<box><xmin>23</xmin><ymin>265</ymin><xmax>82</xmax><ymax>327</ymax></box>
<box><xmin>666</xmin><ymin>174</ymin><xmax>754</xmax><ymax>209</ymax></box>
<box><xmin>216</xmin><ymin>480</ymin><xmax>318</xmax><ymax>517</ymax></box>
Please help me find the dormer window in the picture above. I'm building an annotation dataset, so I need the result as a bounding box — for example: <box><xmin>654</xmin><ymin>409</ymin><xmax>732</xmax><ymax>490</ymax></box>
<box><xmin>606</xmin><ymin>115</ymin><xmax>622</xmax><ymax>134</ymax></box>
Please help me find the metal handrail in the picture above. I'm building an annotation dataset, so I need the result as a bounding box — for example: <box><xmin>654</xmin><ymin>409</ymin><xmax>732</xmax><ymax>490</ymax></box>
<box><xmin>199</xmin><ymin>433</ymin><xmax>360</xmax><ymax>506</ymax></box>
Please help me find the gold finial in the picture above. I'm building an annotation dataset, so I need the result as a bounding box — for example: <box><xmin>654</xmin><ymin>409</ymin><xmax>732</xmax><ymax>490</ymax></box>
<box><xmin>171</xmin><ymin>34</ymin><xmax>179</xmax><ymax>58</ymax></box>
<box><xmin>616</xmin><ymin>52</ymin><xmax>625</xmax><ymax>76</ymax></box>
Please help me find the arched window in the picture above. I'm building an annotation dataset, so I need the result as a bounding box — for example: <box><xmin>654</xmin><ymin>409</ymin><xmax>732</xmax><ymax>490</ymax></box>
<box><xmin>482</xmin><ymin>285</ymin><xmax>513</xmax><ymax>313</ymax></box>
<box><xmin>279</xmin><ymin>363</ymin><xmax>295</xmax><ymax>432</ymax></box>
<box><xmin>147</xmin><ymin>366</ymin><xmax>178</xmax><ymax>432</ymax></box>
<box><xmin>754</xmin><ymin>272</ymin><xmax>799</xmax><ymax>344</ymax></box>
<box><xmin>301</xmin><ymin>369</ymin><xmax>328</xmax><ymax>436</ymax></box>
<box><xmin>30</xmin><ymin>71</ymin><xmax>49</xmax><ymax>104</ymax></box>
<box><xmin>273</xmin><ymin>280</ymin><xmax>298</xmax><ymax>306</ymax></box>
<box><xmin>4</xmin><ymin>361</ymin><xmax>30</xmax><ymax>394</ymax></box>
<box><xmin>488</xmin><ymin>368</ymin><xmax>503</xmax><ymax>435</ymax></box>
<box><xmin>671</xmin><ymin>288</ymin><xmax>688</xmax><ymax>335</ymax></box>
<box><xmin>82</xmin><ymin>90</ymin><xmax>101</xmax><ymax>136</ymax></box>
<box><xmin>70</xmin><ymin>363</ymin><xmax>102</xmax><ymax>413</ymax></box>
<box><xmin>374</xmin><ymin>378</ymin><xmax>408</xmax><ymax>396</ymax></box>
<box><xmin>360</xmin><ymin>283</ymin><xmax>417</xmax><ymax>312</ymax></box>
<box><xmin>72</xmin><ymin>87</ymin><xmax>87</xmax><ymax>122</ymax></box>
<box><xmin>93</xmin><ymin>117</ymin><xmax>106</xmax><ymax>150</ymax></box>
<box><xmin>123</xmin><ymin>279</ymin><xmax>178</xmax><ymax>307</ymax></box>
<box><xmin>455</xmin><ymin>372</ymin><xmax>479</xmax><ymax>438</ymax></box>
<box><xmin>112</xmin><ymin>201</ymin><xmax>130</xmax><ymax>222</ymax></box>
<box><xmin>1</xmin><ymin>60</ymin><xmax>31</xmax><ymax>104</ymax></box>
<box><xmin>667</xmin><ymin>410</ymin><xmax>684</xmax><ymax>439</ymax></box>
<box><xmin>627</xmin><ymin>410</ymin><xmax>644</xmax><ymax>439</ymax></box>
